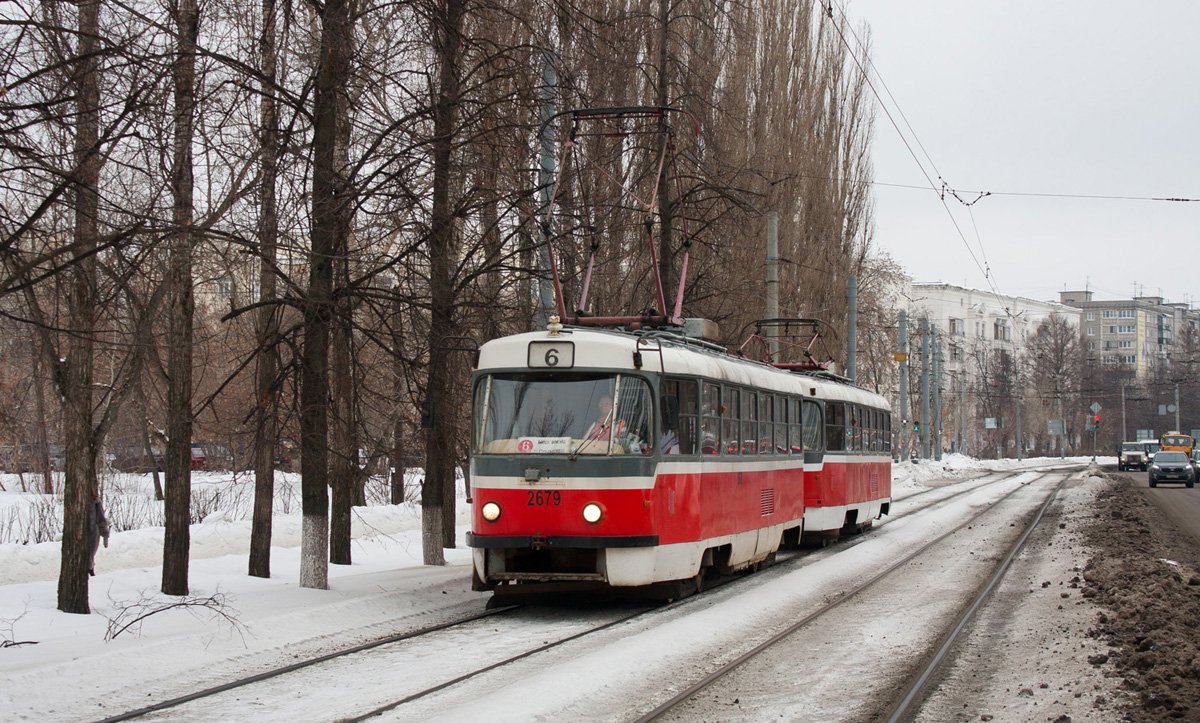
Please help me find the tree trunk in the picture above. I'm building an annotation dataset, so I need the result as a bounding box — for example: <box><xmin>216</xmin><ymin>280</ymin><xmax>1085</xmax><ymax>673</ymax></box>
<box><xmin>249</xmin><ymin>0</ymin><xmax>280</xmax><ymax>580</ymax></box>
<box><xmin>31</xmin><ymin>332</ymin><xmax>54</xmax><ymax>495</ymax></box>
<box><xmin>390</xmin><ymin>284</ymin><xmax>405</xmax><ymax>505</ymax></box>
<box><xmin>57</xmin><ymin>0</ymin><xmax>101</xmax><ymax>615</ymax></box>
<box><xmin>423</xmin><ymin>0</ymin><xmax>465</xmax><ymax>565</ymax></box>
<box><xmin>162</xmin><ymin>0</ymin><xmax>199</xmax><ymax>597</ymax></box>
<box><xmin>135</xmin><ymin>383</ymin><xmax>164</xmax><ymax>501</ymax></box>
<box><xmin>329</xmin><ymin>290</ymin><xmax>356</xmax><ymax>565</ymax></box>
<box><xmin>301</xmin><ymin>0</ymin><xmax>353</xmax><ymax>589</ymax></box>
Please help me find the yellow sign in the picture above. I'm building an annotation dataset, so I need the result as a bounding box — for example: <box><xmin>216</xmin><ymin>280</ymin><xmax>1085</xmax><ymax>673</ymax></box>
<box><xmin>894</xmin><ymin>353</ymin><xmax>908</xmax><ymax>362</ymax></box>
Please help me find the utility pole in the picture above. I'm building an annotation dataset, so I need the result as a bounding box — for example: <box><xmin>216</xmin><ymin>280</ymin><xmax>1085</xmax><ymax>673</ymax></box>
<box><xmin>920</xmin><ymin>319</ymin><xmax>930</xmax><ymax>460</ymax></box>
<box><xmin>1174</xmin><ymin>383</ymin><xmax>1180</xmax><ymax>431</ymax></box>
<box><xmin>1014</xmin><ymin>353</ymin><xmax>1023</xmax><ymax>461</ymax></box>
<box><xmin>898</xmin><ymin>310</ymin><xmax>908</xmax><ymax>457</ymax></box>
<box><xmin>847</xmin><ymin>276</ymin><xmax>857</xmax><ymax>384</ymax></box>
<box><xmin>1057</xmin><ymin>375</ymin><xmax>1065</xmax><ymax>459</ymax></box>
<box><xmin>535</xmin><ymin>51</ymin><xmax>557</xmax><ymax>326</ymax></box>
<box><xmin>932</xmin><ymin>325</ymin><xmax>941</xmax><ymax>461</ymax></box>
<box><xmin>765</xmin><ymin>210</ymin><xmax>779</xmax><ymax>360</ymax></box>
<box><xmin>1121</xmin><ymin>384</ymin><xmax>1127</xmax><ymax>442</ymax></box>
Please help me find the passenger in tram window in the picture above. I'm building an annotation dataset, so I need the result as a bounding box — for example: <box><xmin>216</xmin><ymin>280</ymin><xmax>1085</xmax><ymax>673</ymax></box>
<box><xmin>584</xmin><ymin>395</ymin><xmax>615</xmax><ymax>441</ymax></box>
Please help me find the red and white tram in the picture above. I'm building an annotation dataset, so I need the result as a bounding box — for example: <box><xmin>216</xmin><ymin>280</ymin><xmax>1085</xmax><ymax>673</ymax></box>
<box><xmin>466</xmin><ymin>322</ymin><xmax>892</xmax><ymax>598</ymax></box>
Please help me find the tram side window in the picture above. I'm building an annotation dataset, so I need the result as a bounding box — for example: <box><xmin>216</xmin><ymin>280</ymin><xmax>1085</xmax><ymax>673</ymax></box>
<box><xmin>722</xmin><ymin>387</ymin><xmax>741</xmax><ymax>454</ymax></box>
<box><xmin>869</xmin><ymin>409</ymin><xmax>878</xmax><ymax>451</ymax></box>
<box><xmin>739</xmin><ymin>390</ymin><xmax>756</xmax><ymax>454</ymax></box>
<box><xmin>758</xmin><ymin>394</ymin><xmax>774</xmax><ymax>455</ymax></box>
<box><xmin>788</xmin><ymin>398</ymin><xmax>802</xmax><ymax>454</ymax></box>
<box><xmin>804</xmin><ymin>399</ymin><xmax>824</xmax><ymax>451</ymax></box>
<box><xmin>774</xmin><ymin>395</ymin><xmax>788</xmax><ymax>454</ymax></box>
<box><xmin>883</xmin><ymin>411</ymin><xmax>892</xmax><ymax>452</ymax></box>
<box><xmin>849</xmin><ymin>405</ymin><xmax>861</xmax><ymax>452</ymax></box>
<box><xmin>661</xmin><ymin>378</ymin><xmax>698</xmax><ymax>455</ymax></box>
<box><xmin>826</xmin><ymin>402</ymin><xmax>845</xmax><ymax>451</ymax></box>
<box><xmin>701</xmin><ymin>382</ymin><xmax>721</xmax><ymax>454</ymax></box>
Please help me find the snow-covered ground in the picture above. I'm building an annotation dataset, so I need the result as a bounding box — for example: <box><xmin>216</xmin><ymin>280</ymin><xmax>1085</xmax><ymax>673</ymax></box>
<box><xmin>0</xmin><ymin>455</ymin><xmax>1112</xmax><ymax>721</ymax></box>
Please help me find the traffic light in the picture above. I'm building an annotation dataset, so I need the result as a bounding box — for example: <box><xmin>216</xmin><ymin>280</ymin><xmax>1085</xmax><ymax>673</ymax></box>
<box><xmin>914</xmin><ymin>421</ymin><xmax>920</xmax><ymax>434</ymax></box>
<box><xmin>1094</xmin><ymin>414</ymin><xmax>1100</xmax><ymax>423</ymax></box>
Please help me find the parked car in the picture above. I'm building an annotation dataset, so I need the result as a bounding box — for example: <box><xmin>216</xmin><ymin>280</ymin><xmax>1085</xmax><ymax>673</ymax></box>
<box><xmin>190</xmin><ymin>443</ymin><xmax>207</xmax><ymax>471</ymax></box>
<box><xmin>1148</xmin><ymin>450</ymin><xmax>1195</xmax><ymax>488</ymax></box>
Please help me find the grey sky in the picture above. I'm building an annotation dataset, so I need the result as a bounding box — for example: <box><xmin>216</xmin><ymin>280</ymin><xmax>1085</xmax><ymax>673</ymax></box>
<box><xmin>846</xmin><ymin>1</ymin><xmax>1200</xmax><ymax>305</ymax></box>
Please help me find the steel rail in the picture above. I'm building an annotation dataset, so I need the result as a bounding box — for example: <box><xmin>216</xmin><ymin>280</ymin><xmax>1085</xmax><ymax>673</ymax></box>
<box><xmin>94</xmin><ymin>605</ymin><xmax>521</xmax><ymax>723</ymax></box>
<box><xmin>630</xmin><ymin>469</ymin><xmax>1070</xmax><ymax>722</ymax></box>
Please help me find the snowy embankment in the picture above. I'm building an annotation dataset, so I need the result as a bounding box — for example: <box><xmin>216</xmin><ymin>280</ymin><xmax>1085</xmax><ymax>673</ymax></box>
<box><xmin>0</xmin><ymin>454</ymin><xmax>1107</xmax><ymax>722</ymax></box>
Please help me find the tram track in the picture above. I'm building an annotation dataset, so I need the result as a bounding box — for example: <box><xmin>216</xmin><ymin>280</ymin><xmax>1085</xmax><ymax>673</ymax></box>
<box><xmin>631</xmin><ymin>469</ymin><xmax>1077</xmax><ymax>722</ymax></box>
<box><xmin>94</xmin><ymin>465</ymin><xmax>1083</xmax><ymax>723</ymax></box>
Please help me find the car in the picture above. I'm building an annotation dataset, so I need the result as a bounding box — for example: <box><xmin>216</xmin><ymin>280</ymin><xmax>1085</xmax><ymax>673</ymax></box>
<box><xmin>1148</xmin><ymin>450</ymin><xmax>1195</xmax><ymax>488</ymax></box>
<box><xmin>190</xmin><ymin>444</ymin><xmax>207</xmax><ymax>471</ymax></box>
<box><xmin>1118</xmin><ymin>442</ymin><xmax>1147</xmax><ymax>471</ymax></box>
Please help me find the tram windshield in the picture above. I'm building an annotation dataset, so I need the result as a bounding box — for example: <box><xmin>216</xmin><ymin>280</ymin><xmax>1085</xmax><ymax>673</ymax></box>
<box><xmin>475</xmin><ymin>373</ymin><xmax>653</xmax><ymax>455</ymax></box>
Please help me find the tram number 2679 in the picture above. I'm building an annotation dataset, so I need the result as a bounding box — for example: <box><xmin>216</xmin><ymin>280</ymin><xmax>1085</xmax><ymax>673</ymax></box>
<box><xmin>527</xmin><ymin>490</ymin><xmax>561</xmax><ymax>507</ymax></box>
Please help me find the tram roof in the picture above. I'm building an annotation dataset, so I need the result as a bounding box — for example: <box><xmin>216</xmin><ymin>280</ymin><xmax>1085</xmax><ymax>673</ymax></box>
<box><xmin>477</xmin><ymin>327</ymin><xmax>888</xmax><ymax>408</ymax></box>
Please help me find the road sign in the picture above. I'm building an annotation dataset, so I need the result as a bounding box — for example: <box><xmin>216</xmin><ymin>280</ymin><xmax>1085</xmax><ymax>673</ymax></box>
<box><xmin>985</xmin><ymin>417</ymin><xmax>997</xmax><ymax>429</ymax></box>
<box><xmin>1048</xmin><ymin>420</ymin><xmax>1064</xmax><ymax>435</ymax></box>
<box><xmin>1090</xmin><ymin>402</ymin><xmax>1101</xmax><ymax>413</ymax></box>
<box><xmin>894</xmin><ymin>353</ymin><xmax>908</xmax><ymax>362</ymax></box>
<box><xmin>1136</xmin><ymin>429</ymin><xmax>1155</xmax><ymax>440</ymax></box>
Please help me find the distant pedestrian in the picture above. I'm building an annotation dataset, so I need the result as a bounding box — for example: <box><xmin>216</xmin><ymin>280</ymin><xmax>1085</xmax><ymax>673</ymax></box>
<box><xmin>87</xmin><ymin>491</ymin><xmax>110</xmax><ymax>577</ymax></box>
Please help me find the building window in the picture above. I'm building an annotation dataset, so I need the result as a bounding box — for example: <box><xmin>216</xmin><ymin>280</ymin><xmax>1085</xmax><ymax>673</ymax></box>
<box><xmin>1086</xmin><ymin>312</ymin><xmax>1095</xmax><ymax>321</ymax></box>
<box><xmin>1103</xmin><ymin>310</ymin><xmax>1117</xmax><ymax>319</ymax></box>
<box><xmin>1087</xmin><ymin>327</ymin><xmax>1094</xmax><ymax>336</ymax></box>
<box><xmin>1119</xmin><ymin>309</ymin><xmax>1135</xmax><ymax>318</ymax></box>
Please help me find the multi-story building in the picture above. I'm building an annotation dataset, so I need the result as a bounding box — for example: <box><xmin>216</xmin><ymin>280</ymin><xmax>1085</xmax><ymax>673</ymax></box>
<box><xmin>902</xmin><ymin>283</ymin><xmax>1081</xmax><ymax>456</ymax></box>
<box><xmin>1059</xmin><ymin>291</ymin><xmax>1200</xmax><ymax>378</ymax></box>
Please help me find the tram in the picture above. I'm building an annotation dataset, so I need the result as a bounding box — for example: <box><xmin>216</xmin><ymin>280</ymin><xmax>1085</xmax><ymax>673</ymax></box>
<box><xmin>466</xmin><ymin>321</ymin><xmax>892</xmax><ymax>597</ymax></box>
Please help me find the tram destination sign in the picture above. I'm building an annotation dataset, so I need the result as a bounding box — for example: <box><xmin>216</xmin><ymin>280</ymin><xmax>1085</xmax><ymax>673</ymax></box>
<box><xmin>528</xmin><ymin>341</ymin><xmax>575</xmax><ymax>369</ymax></box>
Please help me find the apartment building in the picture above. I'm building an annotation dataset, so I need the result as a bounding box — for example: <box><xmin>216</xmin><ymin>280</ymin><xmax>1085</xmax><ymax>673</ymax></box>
<box><xmin>1059</xmin><ymin>291</ymin><xmax>1200</xmax><ymax>378</ymax></box>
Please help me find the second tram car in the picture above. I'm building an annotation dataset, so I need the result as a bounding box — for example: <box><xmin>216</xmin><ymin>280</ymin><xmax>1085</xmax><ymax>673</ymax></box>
<box><xmin>466</xmin><ymin>323</ymin><xmax>892</xmax><ymax>598</ymax></box>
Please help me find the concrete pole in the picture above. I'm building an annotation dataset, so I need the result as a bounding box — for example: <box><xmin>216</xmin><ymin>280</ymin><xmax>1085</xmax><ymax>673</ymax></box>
<box><xmin>765</xmin><ymin>211</ymin><xmax>779</xmax><ymax>360</ymax></box>
<box><xmin>847</xmin><ymin>276</ymin><xmax>857</xmax><ymax>384</ymax></box>
<box><xmin>535</xmin><ymin>51</ymin><xmax>557</xmax><ymax>326</ymax></box>
<box><xmin>898</xmin><ymin>310</ymin><xmax>908</xmax><ymax>456</ymax></box>
<box><xmin>960</xmin><ymin>371</ymin><xmax>966</xmax><ymax>455</ymax></box>
<box><xmin>1175</xmin><ymin>383</ymin><xmax>1180</xmax><ymax>431</ymax></box>
<box><xmin>932</xmin><ymin>325</ymin><xmax>941</xmax><ymax>461</ymax></box>
<box><xmin>1121</xmin><ymin>385</ymin><xmax>1127</xmax><ymax>442</ymax></box>
<box><xmin>1058</xmin><ymin>376</ymin><xmax>1065</xmax><ymax>459</ymax></box>
<box><xmin>920</xmin><ymin>319</ymin><xmax>930</xmax><ymax>460</ymax></box>
<box><xmin>1015</xmin><ymin>354</ymin><xmax>1023</xmax><ymax>461</ymax></box>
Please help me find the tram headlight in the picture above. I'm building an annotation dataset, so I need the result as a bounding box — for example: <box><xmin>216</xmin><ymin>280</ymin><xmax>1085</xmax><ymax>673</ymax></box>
<box><xmin>481</xmin><ymin>501</ymin><xmax>502</xmax><ymax>522</ymax></box>
<box><xmin>582</xmin><ymin>502</ymin><xmax>603</xmax><ymax>524</ymax></box>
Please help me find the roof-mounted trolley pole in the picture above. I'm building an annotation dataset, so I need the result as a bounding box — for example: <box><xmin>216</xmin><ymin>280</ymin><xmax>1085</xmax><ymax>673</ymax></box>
<box><xmin>537</xmin><ymin>106</ymin><xmax>700</xmax><ymax>329</ymax></box>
